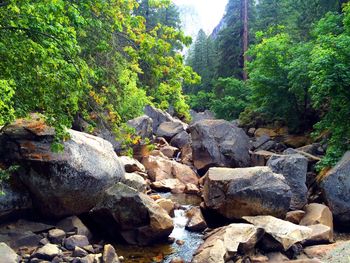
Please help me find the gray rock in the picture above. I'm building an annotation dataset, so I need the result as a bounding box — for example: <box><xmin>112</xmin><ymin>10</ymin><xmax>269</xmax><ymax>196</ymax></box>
<box><xmin>156</xmin><ymin>121</ymin><xmax>186</xmax><ymax>141</ymax></box>
<box><xmin>122</xmin><ymin>173</ymin><xmax>147</xmax><ymax>192</ymax></box>
<box><xmin>1</xmin><ymin>117</ymin><xmax>125</xmax><ymax>218</ymax></box>
<box><xmin>90</xmin><ymin>183</ymin><xmax>173</xmax><ymax>245</ymax></box>
<box><xmin>267</xmin><ymin>154</ymin><xmax>308</xmax><ymax>210</ymax></box>
<box><xmin>189</xmin><ymin>119</ymin><xmax>250</xmax><ymax>173</ymax></box>
<box><xmin>144</xmin><ymin>105</ymin><xmax>174</xmax><ymax>133</ymax></box>
<box><xmin>56</xmin><ymin>216</ymin><xmax>92</xmax><ymax>240</ymax></box>
<box><xmin>64</xmin><ymin>235</ymin><xmax>89</xmax><ymax>250</ymax></box>
<box><xmin>126</xmin><ymin>115</ymin><xmax>153</xmax><ymax>139</ymax></box>
<box><xmin>192</xmin><ymin>224</ymin><xmax>264</xmax><ymax>263</ymax></box>
<box><xmin>0</xmin><ymin>181</ymin><xmax>32</xmax><ymax>220</ymax></box>
<box><xmin>321</xmin><ymin>151</ymin><xmax>350</xmax><ymax>225</ymax></box>
<box><xmin>189</xmin><ymin>110</ymin><xmax>215</xmax><ymax>124</ymax></box>
<box><xmin>170</xmin><ymin>131</ymin><xmax>191</xmax><ymax>149</ymax></box>
<box><xmin>48</xmin><ymin>229</ymin><xmax>66</xmax><ymax>244</ymax></box>
<box><xmin>0</xmin><ymin>242</ymin><xmax>20</xmax><ymax>263</ymax></box>
<box><xmin>252</xmin><ymin>135</ymin><xmax>270</xmax><ymax>150</ymax></box>
<box><xmin>32</xmin><ymin>243</ymin><xmax>62</xmax><ymax>260</ymax></box>
<box><xmin>203</xmin><ymin>167</ymin><xmax>291</xmax><ymax>219</ymax></box>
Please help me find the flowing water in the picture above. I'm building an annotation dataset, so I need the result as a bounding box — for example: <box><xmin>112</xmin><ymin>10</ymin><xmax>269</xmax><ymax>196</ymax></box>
<box><xmin>113</xmin><ymin>194</ymin><xmax>204</xmax><ymax>263</ymax></box>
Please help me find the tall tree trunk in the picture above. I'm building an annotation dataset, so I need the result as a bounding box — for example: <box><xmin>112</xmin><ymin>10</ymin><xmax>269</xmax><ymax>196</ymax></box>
<box><xmin>242</xmin><ymin>0</ymin><xmax>249</xmax><ymax>81</ymax></box>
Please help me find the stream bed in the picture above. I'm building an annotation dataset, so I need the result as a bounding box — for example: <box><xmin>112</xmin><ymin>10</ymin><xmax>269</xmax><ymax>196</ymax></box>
<box><xmin>113</xmin><ymin>193</ymin><xmax>204</xmax><ymax>263</ymax></box>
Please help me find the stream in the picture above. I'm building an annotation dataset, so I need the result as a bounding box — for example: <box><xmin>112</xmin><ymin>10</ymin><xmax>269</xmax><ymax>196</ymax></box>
<box><xmin>113</xmin><ymin>193</ymin><xmax>204</xmax><ymax>263</ymax></box>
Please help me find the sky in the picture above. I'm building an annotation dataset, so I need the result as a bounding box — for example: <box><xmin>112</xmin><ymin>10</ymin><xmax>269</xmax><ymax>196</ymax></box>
<box><xmin>172</xmin><ymin>0</ymin><xmax>228</xmax><ymax>38</ymax></box>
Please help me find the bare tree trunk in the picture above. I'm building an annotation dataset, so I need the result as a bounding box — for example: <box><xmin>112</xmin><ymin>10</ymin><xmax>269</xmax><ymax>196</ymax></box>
<box><xmin>242</xmin><ymin>0</ymin><xmax>249</xmax><ymax>81</ymax></box>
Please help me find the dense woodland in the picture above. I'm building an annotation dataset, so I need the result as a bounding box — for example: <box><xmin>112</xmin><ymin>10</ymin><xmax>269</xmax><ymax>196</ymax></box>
<box><xmin>0</xmin><ymin>0</ymin><xmax>349</xmax><ymax>170</ymax></box>
<box><xmin>186</xmin><ymin>0</ymin><xmax>350</xmax><ymax>168</ymax></box>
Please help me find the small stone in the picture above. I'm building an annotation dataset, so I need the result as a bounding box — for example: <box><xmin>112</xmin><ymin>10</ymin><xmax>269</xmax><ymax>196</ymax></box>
<box><xmin>176</xmin><ymin>240</ymin><xmax>185</xmax><ymax>246</ymax></box>
<box><xmin>82</xmin><ymin>245</ymin><xmax>95</xmax><ymax>253</ymax></box>
<box><xmin>56</xmin><ymin>216</ymin><xmax>92</xmax><ymax>240</ymax></box>
<box><xmin>64</xmin><ymin>235</ymin><xmax>89</xmax><ymax>250</ymax></box>
<box><xmin>102</xmin><ymin>244</ymin><xmax>120</xmax><ymax>263</ymax></box>
<box><xmin>29</xmin><ymin>258</ymin><xmax>40</xmax><ymax>263</ymax></box>
<box><xmin>118</xmin><ymin>256</ymin><xmax>125</xmax><ymax>261</ymax></box>
<box><xmin>32</xmin><ymin>243</ymin><xmax>62</xmax><ymax>260</ymax></box>
<box><xmin>167</xmin><ymin>237</ymin><xmax>175</xmax><ymax>244</ymax></box>
<box><xmin>156</xmin><ymin>198</ymin><xmax>175</xmax><ymax>217</ymax></box>
<box><xmin>185</xmin><ymin>207</ymin><xmax>207</xmax><ymax>232</ymax></box>
<box><xmin>48</xmin><ymin>229</ymin><xmax>66</xmax><ymax>244</ymax></box>
<box><xmin>73</xmin><ymin>246</ymin><xmax>88</xmax><ymax>257</ymax></box>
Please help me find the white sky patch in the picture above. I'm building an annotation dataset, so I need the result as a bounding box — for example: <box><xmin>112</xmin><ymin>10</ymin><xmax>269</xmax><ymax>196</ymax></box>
<box><xmin>173</xmin><ymin>0</ymin><xmax>228</xmax><ymax>38</ymax></box>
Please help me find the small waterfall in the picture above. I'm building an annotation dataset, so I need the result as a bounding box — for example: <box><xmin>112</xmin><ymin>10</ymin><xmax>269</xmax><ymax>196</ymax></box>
<box><xmin>170</xmin><ymin>208</ymin><xmax>189</xmax><ymax>240</ymax></box>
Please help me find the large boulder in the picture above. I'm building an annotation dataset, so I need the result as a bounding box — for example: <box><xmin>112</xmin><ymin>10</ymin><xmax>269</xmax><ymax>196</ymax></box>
<box><xmin>144</xmin><ymin>105</ymin><xmax>174</xmax><ymax>133</ymax></box>
<box><xmin>192</xmin><ymin>224</ymin><xmax>264</xmax><ymax>263</ymax></box>
<box><xmin>0</xmin><ymin>181</ymin><xmax>32</xmax><ymax>220</ymax></box>
<box><xmin>267</xmin><ymin>153</ymin><xmax>308</xmax><ymax>210</ymax></box>
<box><xmin>189</xmin><ymin>119</ymin><xmax>250</xmax><ymax>173</ymax></box>
<box><xmin>203</xmin><ymin>167</ymin><xmax>291</xmax><ymax>219</ymax></box>
<box><xmin>190</xmin><ymin>110</ymin><xmax>215</xmax><ymax>124</ymax></box>
<box><xmin>170</xmin><ymin>131</ymin><xmax>191</xmax><ymax>149</ymax></box>
<box><xmin>126</xmin><ymin>115</ymin><xmax>153</xmax><ymax>140</ymax></box>
<box><xmin>243</xmin><ymin>216</ymin><xmax>313</xmax><ymax>250</ymax></box>
<box><xmin>320</xmin><ymin>151</ymin><xmax>350</xmax><ymax>225</ymax></box>
<box><xmin>91</xmin><ymin>183</ymin><xmax>173</xmax><ymax>245</ymax></box>
<box><xmin>0</xmin><ymin>116</ymin><xmax>125</xmax><ymax>218</ymax></box>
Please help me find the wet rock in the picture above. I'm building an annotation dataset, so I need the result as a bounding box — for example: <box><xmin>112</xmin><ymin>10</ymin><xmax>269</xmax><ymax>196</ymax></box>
<box><xmin>190</xmin><ymin>119</ymin><xmax>250</xmax><ymax>172</ymax></box>
<box><xmin>192</xmin><ymin>224</ymin><xmax>264</xmax><ymax>263</ymax></box>
<box><xmin>176</xmin><ymin>239</ymin><xmax>185</xmax><ymax>245</ymax></box>
<box><xmin>285</xmin><ymin>211</ymin><xmax>306</xmax><ymax>224</ymax></box>
<box><xmin>122</xmin><ymin>173</ymin><xmax>147</xmax><ymax>192</ymax></box>
<box><xmin>64</xmin><ymin>235</ymin><xmax>89</xmax><ymax>250</ymax></box>
<box><xmin>0</xmin><ymin>181</ymin><xmax>32</xmax><ymax>221</ymax></box>
<box><xmin>267</xmin><ymin>154</ymin><xmax>308</xmax><ymax>210</ymax></box>
<box><xmin>90</xmin><ymin>183</ymin><xmax>173</xmax><ymax>245</ymax></box>
<box><xmin>1</xmin><ymin>117</ymin><xmax>125</xmax><ymax>218</ymax></box>
<box><xmin>160</xmin><ymin>145</ymin><xmax>179</xmax><ymax>158</ymax></box>
<box><xmin>156</xmin><ymin>121</ymin><xmax>187</xmax><ymax>141</ymax></box>
<box><xmin>170</xmin><ymin>131</ymin><xmax>191</xmax><ymax>149</ymax></box>
<box><xmin>185</xmin><ymin>207</ymin><xmax>207</xmax><ymax>232</ymax></box>
<box><xmin>300</xmin><ymin>203</ymin><xmax>333</xmax><ymax>240</ymax></box>
<box><xmin>155</xmin><ymin>198</ymin><xmax>175</xmax><ymax>217</ymax></box>
<box><xmin>120</xmin><ymin>156</ymin><xmax>146</xmax><ymax>173</ymax></box>
<box><xmin>243</xmin><ymin>216</ymin><xmax>312</xmax><ymax>250</ymax></box>
<box><xmin>203</xmin><ymin>167</ymin><xmax>291</xmax><ymax>219</ymax></box>
<box><xmin>320</xmin><ymin>151</ymin><xmax>350</xmax><ymax>225</ymax></box>
<box><xmin>102</xmin><ymin>244</ymin><xmax>120</xmax><ymax>263</ymax></box>
<box><xmin>56</xmin><ymin>216</ymin><xmax>92</xmax><ymax>240</ymax></box>
<box><xmin>32</xmin><ymin>243</ymin><xmax>62</xmax><ymax>260</ymax></box>
<box><xmin>0</xmin><ymin>242</ymin><xmax>20</xmax><ymax>263</ymax></box>
<box><xmin>126</xmin><ymin>115</ymin><xmax>153</xmax><ymax>139</ymax></box>
<box><xmin>48</xmin><ymin>229</ymin><xmax>66</xmax><ymax>244</ymax></box>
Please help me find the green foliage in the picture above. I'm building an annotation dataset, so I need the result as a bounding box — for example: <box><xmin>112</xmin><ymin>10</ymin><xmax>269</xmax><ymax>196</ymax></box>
<box><xmin>211</xmin><ymin>78</ymin><xmax>250</xmax><ymax>120</ymax></box>
<box><xmin>0</xmin><ymin>0</ymin><xmax>197</xmax><ymax>140</ymax></box>
<box><xmin>188</xmin><ymin>91</ymin><xmax>215</xmax><ymax>112</ymax></box>
<box><xmin>310</xmin><ymin>7</ymin><xmax>350</xmax><ymax>167</ymax></box>
<box><xmin>0</xmin><ymin>80</ymin><xmax>15</xmax><ymax>126</ymax></box>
